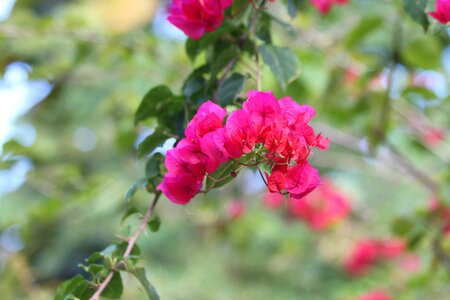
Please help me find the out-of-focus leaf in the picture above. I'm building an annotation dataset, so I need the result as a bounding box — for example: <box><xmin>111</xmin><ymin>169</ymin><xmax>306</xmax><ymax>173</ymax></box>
<box><xmin>102</xmin><ymin>272</ymin><xmax>123</xmax><ymax>299</ymax></box>
<box><xmin>391</xmin><ymin>217</ymin><xmax>414</xmax><ymax>237</ymax></box>
<box><xmin>54</xmin><ymin>275</ymin><xmax>94</xmax><ymax>300</ymax></box>
<box><xmin>135</xmin><ymin>86</ymin><xmax>173</xmax><ymax>124</ymax></box>
<box><xmin>403</xmin><ymin>0</ymin><xmax>429</xmax><ymax>30</ymax></box>
<box><xmin>121</xmin><ymin>207</ymin><xmax>141</xmax><ymax>224</ymax></box>
<box><xmin>344</xmin><ymin>15</ymin><xmax>383</xmax><ymax>48</ymax></box>
<box><xmin>402</xmin><ymin>36</ymin><xmax>442</xmax><ymax>69</ymax></box>
<box><xmin>286</xmin><ymin>0</ymin><xmax>307</xmax><ymax>18</ymax></box>
<box><xmin>217</xmin><ymin>73</ymin><xmax>245</xmax><ymax>106</ymax></box>
<box><xmin>259</xmin><ymin>44</ymin><xmax>300</xmax><ymax>90</ymax></box>
<box><xmin>145</xmin><ymin>153</ymin><xmax>164</xmax><ymax>179</ymax></box>
<box><xmin>125</xmin><ymin>178</ymin><xmax>148</xmax><ymax>202</ymax></box>
<box><xmin>211</xmin><ymin>45</ymin><xmax>239</xmax><ymax>78</ymax></box>
<box><xmin>132</xmin><ymin>268</ymin><xmax>160</xmax><ymax>300</ymax></box>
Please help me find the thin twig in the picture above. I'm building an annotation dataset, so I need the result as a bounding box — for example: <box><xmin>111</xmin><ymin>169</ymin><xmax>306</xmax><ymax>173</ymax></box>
<box><xmin>89</xmin><ymin>191</ymin><xmax>161</xmax><ymax>300</ymax></box>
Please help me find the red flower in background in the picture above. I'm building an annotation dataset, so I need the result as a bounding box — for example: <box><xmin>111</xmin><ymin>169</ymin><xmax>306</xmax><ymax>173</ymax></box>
<box><xmin>167</xmin><ymin>0</ymin><xmax>233</xmax><ymax>40</ymax></box>
<box><xmin>345</xmin><ymin>239</ymin><xmax>405</xmax><ymax>276</ymax></box>
<box><xmin>428</xmin><ymin>0</ymin><xmax>450</xmax><ymax>24</ymax></box>
<box><xmin>356</xmin><ymin>290</ymin><xmax>392</xmax><ymax>300</ymax></box>
<box><xmin>289</xmin><ymin>180</ymin><xmax>350</xmax><ymax>230</ymax></box>
<box><xmin>309</xmin><ymin>0</ymin><xmax>350</xmax><ymax>14</ymax></box>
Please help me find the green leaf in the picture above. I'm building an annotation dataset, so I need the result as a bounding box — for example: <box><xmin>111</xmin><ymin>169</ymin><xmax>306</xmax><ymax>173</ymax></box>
<box><xmin>210</xmin><ymin>45</ymin><xmax>239</xmax><ymax>78</ymax></box>
<box><xmin>145</xmin><ymin>153</ymin><xmax>164</xmax><ymax>179</ymax></box>
<box><xmin>54</xmin><ymin>275</ymin><xmax>94</xmax><ymax>300</ymax></box>
<box><xmin>148</xmin><ymin>216</ymin><xmax>161</xmax><ymax>232</ymax></box>
<box><xmin>217</xmin><ymin>73</ymin><xmax>245</xmax><ymax>106</ymax></box>
<box><xmin>205</xmin><ymin>161</ymin><xmax>238</xmax><ymax>191</ymax></box>
<box><xmin>402</xmin><ymin>36</ymin><xmax>442</xmax><ymax>69</ymax></box>
<box><xmin>135</xmin><ymin>86</ymin><xmax>173</xmax><ymax>124</ymax></box>
<box><xmin>185</xmin><ymin>38</ymin><xmax>200</xmax><ymax>61</ymax></box>
<box><xmin>287</xmin><ymin>0</ymin><xmax>307</xmax><ymax>18</ymax></box>
<box><xmin>403</xmin><ymin>0</ymin><xmax>429</xmax><ymax>30</ymax></box>
<box><xmin>121</xmin><ymin>207</ymin><xmax>141</xmax><ymax>224</ymax></box>
<box><xmin>102</xmin><ymin>272</ymin><xmax>123</xmax><ymax>299</ymax></box>
<box><xmin>125</xmin><ymin>178</ymin><xmax>147</xmax><ymax>202</ymax></box>
<box><xmin>391</xmin><ymin>217</ymin><xmax>414</xmax><ymax>237</ymax></box>
<box><xmin>344</xmin><ymin>15</ymin><xmax>383</xmax><ymax>48</ymax></box>
<box><xmin>259</xmin><ymin>44</ymin><xmax>300</xmax><ymax>90</ymax></box>
<box><xmin>138</xmin><ymin>129</ymin><xmax>167</xmax><ymax>158</ymax></box>
<box><xmin>260</xmin><ymin>163</ymin><xmax>272</xmax><ymax>176</ymax></box>
<box><xmin>132</xmin><ymin>268</ymin><xmax>160</xmax><ymax>300</ymax></box>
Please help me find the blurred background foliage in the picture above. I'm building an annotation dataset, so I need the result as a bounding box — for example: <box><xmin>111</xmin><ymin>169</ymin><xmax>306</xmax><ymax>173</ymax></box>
<box><xmin>1</xmin><ymin>0</ymin><xmax>450</xmax><ymax>299</ymax></box>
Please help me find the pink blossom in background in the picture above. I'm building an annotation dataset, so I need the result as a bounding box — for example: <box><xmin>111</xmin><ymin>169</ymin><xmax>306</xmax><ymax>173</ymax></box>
<box><xmin>345</xmin><ymin>239</ymin><xmax>405</xmax><ymax>276</ymax></box>
<box><xmin>159</xmin><ymin>91</ymin><xmax>328</xmax><ymax>205</ymax></box>
<box><xmin>428</xmin><ymin>0</ymin><xmax>450</xmax><ymax>24</ymax></box>
<box><xmin>263</xmin><ymin>191</ymin><xmax>285</xmax><ymax>209</ymax></box>
<box><xmin>227</xmin><ymin>200</ymin><xmax>245</xmax><ymax>220</ymax></box>
<box><xmin>421</xmin><ymin>127</ymin><xmax>445</xmax><ymax>147</ymax></box>
<box><xmin>356</xmin><ymin>290</ymin><xmax>392</xmax><ymax>300</ymax></box>
<box><xmin>167</xmin><ymin>0</ymin><xmax>233</xmax><ymax>40</ymax></box>
<box><xmin>399</xmin><ymin>254</ymin><xmax>421</xmax><ymax>273</ymax></box>
<box><xmin>309</xmin><ymin>0</ymin><xmax>350</xmax><ymax>14</ymax></box>
<box><xmin>289</xmin><ymin>180</ymin><xmax>350</xmax><ymax>230</ymax></box>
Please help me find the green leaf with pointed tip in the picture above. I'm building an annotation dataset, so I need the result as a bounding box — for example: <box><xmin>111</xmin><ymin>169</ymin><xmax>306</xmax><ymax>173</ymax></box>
<box><xmin>125</xmin><ymin>178</ymin><xmax>147</xmax><ymax>202</ymax></box>
<box><xmin>403</xmin><ymin>0</ymin><xmax>429</xmax><ymax>30</ymax></box>
<box><xmin>217</xmin><ymin>73</ymin><xmax>245</xmax><ymax>106</ymax></box>
<box><xmin>259</xmin><ymin>44</ymin><xmax>300</xmax><ymax>90</ymax></box>
<box><xmin>54</xmin><ymin>275</ymin><xmax>94</xmax><ymax>300</ymax></box>
<box><xmin>121</xmin><ymin>207</ymin><xmax>141</xmax><ymax>224</ymax></box>
<box><xmin>102</xmin><ymin>272</ymin><xmax>123</xmax><ymax>299</ymax></box>
<box><xmin>132</xmin><ymin>268</ymin><xmax>160</xmax><ymax>300</ymax></box>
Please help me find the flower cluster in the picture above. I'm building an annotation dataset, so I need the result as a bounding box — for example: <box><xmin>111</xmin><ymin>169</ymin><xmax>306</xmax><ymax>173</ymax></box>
<box><xmin>158</xmin><ymin>90</ymin><xmax>329</xmax><ymax>205</ymax></box>
<box><xmin>428</xmin><ymin>0</ymin><xmax>450</xmax><ymax>25</ymax></box>
<box><xmin>167</xmin><ymin>0</ymin><xmax>232</xmax><ymax>40</ymax></box>
<box><xmin>309</xmin><ymin>0</ymin><xmax>350</xmax><ymax>14</ymax></box>
<box><xmin>345</xmin><ymin>239</ymin><xmax>405</xmax><ymax>276</ymax></box>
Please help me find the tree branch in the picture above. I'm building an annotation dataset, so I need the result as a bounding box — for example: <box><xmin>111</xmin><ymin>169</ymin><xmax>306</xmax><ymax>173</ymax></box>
<box><xmin>89</xmin><ymin>191</ymin><xmax>162</xmax><ymax>300</ymax></box>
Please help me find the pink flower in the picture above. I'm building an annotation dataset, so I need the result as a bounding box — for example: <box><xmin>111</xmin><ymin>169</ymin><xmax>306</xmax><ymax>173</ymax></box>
<box><xmin>243</xmin><ymin>90</ymin><xmax>280</xmax><ymax>139</ymax></box>
<box><xmin>158</xmin><ymin>173</ymin><xmax>203</xmax><ymax>205</ymax></box>
<box><xmin>357</xmin><ymin>290</ymin><xmax>392</xmax><ymax>300</ymax></box>
<box><xmin>167</xmin><ymin>0</ymin><xmax>233</xmax><ymax>40</ymax></box>
<box><xmin>289</xmin><ymin>180</ymin><xmax>350</xmax><ymax>230</ymax></box>
<box><xmin>309</xmin><ymin>0</ymin><xmax>349</xmax><ymax>14</ymax></box>
<box><xmin>165</xmin><ymin>144</ymin><xmax>206</xmax><ymax>178</ymax></box>
<box><xmin>185</xmin><ymin>101</ymin><xmax>227</xmax><ymax>143</ymax></box>
<box><xmin>267</xmin><ymin>171</ymin><xmax>287</xmax><ymax>193</ymax></box>
<box><xmin>224</xmin><ymin>109</ymin><xmax>257</xmax><ymax>155</ymax></box>
<box><xmin>285</xmin><ymin>162</ymin><xmax>320</xmax><ymax>199</ymax></box>
<box><xmin>227</xmin><ymin>200</ymin><xmax>245</xmax><ymax>220</ymax></box>
<box><xmin>428</xmin><ymin>0</ymin><xmax>450</xmax><ymax>24</ymax></box>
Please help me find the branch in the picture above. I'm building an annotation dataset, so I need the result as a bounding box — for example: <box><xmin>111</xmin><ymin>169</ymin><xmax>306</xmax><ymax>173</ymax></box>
<box><xmin>89</xmin><ymin>191</ymin><xmax>162</xmax><ymax>300</ymax></box>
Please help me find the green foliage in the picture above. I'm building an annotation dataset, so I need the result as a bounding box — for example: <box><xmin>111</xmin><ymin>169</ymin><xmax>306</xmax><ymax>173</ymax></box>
<box><xmin>403</xmin><ymin>0</ymin><xmax>430</xmax><ymax>30</ymax></box>
<box><xmin>131</xmin><ymin>268</ymin><xmax>160</xmax><ymax>300</ymax></box>
<box><xmin>216</xmin><ymin>73</ymin><xmax>245</xmax><ymax>106</ymax></box>
<box><xmin>259</xmin><ymin>44</ymin><xmax>300</xmax><ymax>90</ymax></box>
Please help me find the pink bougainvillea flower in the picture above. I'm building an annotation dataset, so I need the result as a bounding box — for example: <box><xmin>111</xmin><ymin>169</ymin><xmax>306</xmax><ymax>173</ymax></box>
<box><xmin>243</xmin><ymin>90</ymin><xmax>280</xmax><ymax>139</ymax></box>
<box><xmin>285</xmin><ymin>162</ymin><xmax>320</xmax><ymax>199</ymax></box>
<box><xmin>160</xmin><ymin>91</ymin><xmax>329</xmax><ymax>205</ymax></box>
<box><xmin>185</xmin><ymin>100</ymin><xmax>227</xmax><ymax>143</ymax></box>
<box><xmin>289</xmin><ymin>180</ymin><xmax>350</xmax><ymax>230</ymax></box>
<box><xmin>377</xmin><ymin>239</ymin><xmax>405</xmax><ymax>258</ymax></box>
<box><xmin>356</xmin><ymin>290</ymin><xmax>392</xmax><ymax>300</ymax></box>
<box><xmin>227</xmin><ymin>200</ymin><xmax>245</xmax><ymax>220</ymax></box>
<box><xmin>167</xmin><ymin>0</ymin><xmax>233</xmax><ymax>40</ymax></box>
<box><xmin>267</xmin><ymin>171</ymin><xmax>287</xmax><ymax>193</ymax></box>
<box><xmin>309</xmin><ymin>0</ymin><xmax>349</xmax><ymax>14</ymax></box>
<box><xmin>158</xmin><ymin>173</ymin><xmax>203</xmax><ymax>205</ymax></box>
<box><xmin>428</xmin><ymin>0</ymin><xmax>450</xmax><ymax>24</ymax></box>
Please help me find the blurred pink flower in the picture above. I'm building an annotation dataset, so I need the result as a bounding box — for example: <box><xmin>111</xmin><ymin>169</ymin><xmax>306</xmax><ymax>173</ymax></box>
<box><xmin>428</xmin><ymin>0</ymin><xmax>450</xmax><ymax>24</ymax></box>
<box><xmin>357</xmin><ymin>290</ymin><xmax>392</xmax><ymax>300</ymax></box>
<box><xmin>227</xmin><ymin>200</ymin><xmax>245</xmax><ymax>220</ymax></box>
